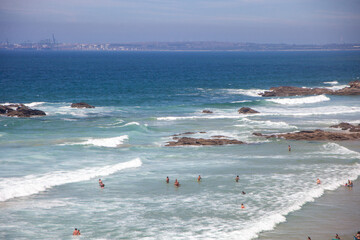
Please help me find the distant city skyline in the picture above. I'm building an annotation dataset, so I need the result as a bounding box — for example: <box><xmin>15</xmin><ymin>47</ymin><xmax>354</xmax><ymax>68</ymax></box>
<box><xmin>1</xmin><ymin>0</ymin><xmax>360</xmax><ymax>44</ymax></box>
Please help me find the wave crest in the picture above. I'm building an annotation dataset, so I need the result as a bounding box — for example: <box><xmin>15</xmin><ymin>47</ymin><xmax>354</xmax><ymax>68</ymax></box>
<box><xmin>0</xmin><ymin>158</ymin><xmax>142</xmax><ymax>202</ymax></box>
<box><xmin>266</xmin><ymin>95</ymin><xmax>330</xmax><ymax>105</ymax></box>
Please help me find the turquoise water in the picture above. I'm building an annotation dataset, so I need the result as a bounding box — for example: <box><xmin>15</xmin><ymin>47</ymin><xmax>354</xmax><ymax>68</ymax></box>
<box><xmin>0</xmin><ymin>51</ymin><xmax>360</xmax><ymax>239</ymax></box>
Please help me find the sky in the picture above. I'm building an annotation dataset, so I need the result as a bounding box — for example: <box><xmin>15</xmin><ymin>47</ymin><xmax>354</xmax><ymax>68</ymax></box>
<box><xmin>0</xmin><ymin>0</ymin><xmax>360</xmax><ymax>44</ymax></box>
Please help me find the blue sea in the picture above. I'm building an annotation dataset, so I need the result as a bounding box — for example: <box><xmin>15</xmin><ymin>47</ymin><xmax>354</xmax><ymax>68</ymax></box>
<box><xmin>0</xmin><ymin>51</ymin><xmax>360</xmax><ymax>239</ymax></box>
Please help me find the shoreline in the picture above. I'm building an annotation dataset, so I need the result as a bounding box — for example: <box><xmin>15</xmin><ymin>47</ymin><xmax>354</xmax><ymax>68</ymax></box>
<box><xmin>257</xmin><ymin>178</ymin><xmax>360</xmax><ymax>240</ymax></box>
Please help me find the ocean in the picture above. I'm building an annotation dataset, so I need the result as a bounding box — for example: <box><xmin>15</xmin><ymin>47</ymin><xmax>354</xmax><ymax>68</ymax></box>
<box><xmin>0</xmin><ymin>51</ymin><xmax>359</xmax><ymax>239</ymax></box>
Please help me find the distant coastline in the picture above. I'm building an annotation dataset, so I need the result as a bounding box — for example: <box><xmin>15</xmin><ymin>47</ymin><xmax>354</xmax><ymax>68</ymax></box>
<box><xmin>1</xmin><ymin>41</ymin><xmax>360</xmax><ymax>52</ymax></box>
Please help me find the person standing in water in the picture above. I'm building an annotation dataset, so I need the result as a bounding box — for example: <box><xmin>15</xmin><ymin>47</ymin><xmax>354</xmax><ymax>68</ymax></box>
<box><xmin>73</xmin><ymin>228</ymin><xmax>79</xmax><ymax>235</ymax></box>
<box><xmin>241</xmin><ymin>203</ymin><xmax>245</xmax><ymax>209</ymax></box>
<box><xmin>197</xmin><ymin>175</ymin><xmax>201</xmax><ymax>182</ymax></box>
<box><xmin>316</xmin><ymin>178</ymin><xmax>321</xmax><ymax>184</ymax></box>
<box><xmin>166</xmin><ymin>176</ymin><xmax>169</xmax><ymax>183</ymax></box>
<box><xmin>174</xmin><ymin>179</ymin><xmax>180</xmax><ymax>187</ymax></box>
<box><xmin>235</xmin><ymin>175</ymin><xmax>239</xmax><ymax>182</ymax></box>
<box><xmin>288</xmin><ymin>145</ymin><xmax>291</xmax><ymax>152</ymax></box>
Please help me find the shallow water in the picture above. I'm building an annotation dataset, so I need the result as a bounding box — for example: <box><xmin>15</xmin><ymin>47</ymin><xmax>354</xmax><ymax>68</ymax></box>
<box><xmin>0</xmin><ymin>51</ymin><xmax>360</xmax><ymax>239</ymax></box>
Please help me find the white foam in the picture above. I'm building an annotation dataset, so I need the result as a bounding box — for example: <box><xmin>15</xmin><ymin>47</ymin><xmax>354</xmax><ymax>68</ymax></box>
<box><xmin>322</xmin><ymin>142</ymin><xmax>360</xmax><ymax>156</ymax></box>
<box><xmin>256</xmin><ymin>105</ymin><xmax>360</xmax><ymax>117</ymax></box>
<box><xmin>231</xmin><ymin>100</ymin><xmax>253</xmax><ymax>103</ymax></box>
<box><xmin>223</xmin><ymin>88</ymin><xmax>266</xmax><ymax>97</ymax></box>
<box><xmin>323</xmin><ymin>81</ymin><xmax>339</xmax><ymax>85</ymax></box>
<box><xmin>64</xmin><ymin>135</ymin><xmax>129</xmax><ymax>148</ymax></box>
<box><xmin>0</xmin><ymin>158</ymin><xmax>142</xmax><ymax>202</ymax></box>
<box><xmin>266</xmin><ymin>95</ymin><xmax>330</xmax><ymax>105</ymax></box>
<box><xmin>122</xmin><ymin>122</ymin><xmax>140</xmax><ymax>127</ymax></box>
<box><xmin>324</xmin><ymin>84</ymin><xmax>349</xmax><ymax>91</ymax></box>
<box><xmin>235</xmin><ymin>118</ymin><xmax>297</xmax><ymax>129</ymax></box>
<box><xmin>25</xmin><ymin>102</ymin><xmax>46</xmax><ymax>107</ymax></box>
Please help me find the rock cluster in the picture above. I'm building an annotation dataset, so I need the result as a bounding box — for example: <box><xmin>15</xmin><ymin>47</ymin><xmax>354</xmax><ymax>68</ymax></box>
<box><xmin>238</xmin><ymin>107</ymin><xmax>259</xmax><ymax>114</ymax></box>
<box><xmin>260</xmin><ymin>80</ymin><xmax>360</xmax><ymax>97</ymax></box>
<box><xmin>330</xmin><ymin>122</ymin><xmax>360</xmax><ymax>132</ymax></box>
<box><xmin>71</xmin><ymin>102</ymin><xmax>95</xmax><ymax>108</ymax></box>
<box><xmin>166</xmin><ymin>137</ymin><xmax>245</xmax><ymax>146</ymax></box>
<box><xmin>253</xmin><ymin>129</ymin><xmax>360</xmax><ymax>141</ymax></box>
<box><xmin>0</xmin><ymin>104</ymin><xmax>46</xmax><ymax>117</ymax></box>
<box><xmin>202</xmin><ymin>110</ymin><xmax>213</xmax><ymax>114</ymax></box>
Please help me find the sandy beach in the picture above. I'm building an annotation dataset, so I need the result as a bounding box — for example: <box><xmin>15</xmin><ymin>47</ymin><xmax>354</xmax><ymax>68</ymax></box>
<box><xmin>258</xmin><ymin>178</ymin><xmax>360</xmax><ymax>240</ymax></box>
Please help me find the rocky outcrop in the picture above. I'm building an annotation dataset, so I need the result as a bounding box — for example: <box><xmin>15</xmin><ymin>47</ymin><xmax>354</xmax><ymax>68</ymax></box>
<box><xmin>202</xmin><ymin>110</ymin><xmax>213</xmax><ymax>114</ymax></box>
<box><xmin>330</xmin><ymin>122</ymin><xmax>360</xmax><ymax>132</ymax></box>
<box><xmin>260</xmin><ymin>80</ymin><xmax>360</xmax><ymax>97</ymax></box>
<box><xmin>71</xmin><ymin>102</ymin><xmax>95</xmax><ymax>108</ymax></box>
<box><xmin>253</xmin><ymin>129</ymin><xmax>360</xmax><ymax>141</ymax></box>
<box><xmin>0</xmin><ymin>105</ymin><xmax>46</xmax><ymax>117</ymax></box>
<box><xmin>261</xmin><ymin>86</ymin><xmax>333</xmax><ymax>97</ymax></box>
<box><xmin>166</xmin><ymin>137</ymin><xmax>245</xmax><ymax>146</ymax></box>
<box><xmin>238</xmin><ymin>107</ymin><xmax>259</xmax><ymax>114</ymax></box>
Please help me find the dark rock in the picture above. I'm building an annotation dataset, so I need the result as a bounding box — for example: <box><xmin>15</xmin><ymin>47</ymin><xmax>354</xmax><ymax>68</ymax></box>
<box><xmin>254</xmin><ymin>129</ymin><xmax>360</xmax><ymax>141</ymax></box>
<box><xmin>5</xmin><ymin>107</ymin><xmax>46</xmax><ymax>117</ymax></box>
<box><xmin>330</xmin><ymin>122</ymin><xmax>360</xmax><ymax>132</ymax></box>
<box><xmin>349</xmin><ymin>80</ymin><xmax>360</xmax><ymax>88</ymax></box>
<box><xmin>211</xmin><ymin>135</ymin><xmax>227</xmax><ymax>138</ymax></box>
<box><xmin>0</xmin><ymin>105</ymin><xmax>15</xmax><ymax>114</ymax></box>
<box><xmin>261</xmin><ymin>81</ymin><xmax>360</xmax><ymax>97</ymax></box>
<box><xmin>183</xmin><ymin>132</ymin><xmax>195</xmax><ymax>135</ymax></box>
<box><xmin>166</xmin><ymin>137</ymin><xmax>245</xmax><ymax>146</ymax></box>
<box><xmin>71</xmin><ymin>102</ymin><xmax>95</xmax><ymax>108</ymax></box>
<box><xmin>202</xmin><ymin>110</ymin><xmax>213</xmax><ymax>114</ymax></box>
<box><xmin>238</xmin><ymin>107</ymin><xmax>259</xmax><ymax>114</ymax></box>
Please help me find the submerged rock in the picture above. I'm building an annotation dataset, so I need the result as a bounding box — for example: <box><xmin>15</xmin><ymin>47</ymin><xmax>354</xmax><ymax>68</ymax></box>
<box><xmin>166</xmin><ymin>137</ymin><xmax>245</xmax><ymax>146</ymax></box>
<box><xmin>71</xmin><ymin>102</ymin><xmax>95</xmax><ymax>108</ymax></box>
<box><xmin>238</xmin><ymin>107</ymin><xmax>259</xmax><ymax>114</ymax></box>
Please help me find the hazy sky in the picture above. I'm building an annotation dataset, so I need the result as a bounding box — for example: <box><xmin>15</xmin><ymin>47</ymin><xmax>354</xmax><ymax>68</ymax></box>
<box><xmin>1</xmin><ymin>0</ymin><xmax>360</xmax><ymax>44</ymax></box>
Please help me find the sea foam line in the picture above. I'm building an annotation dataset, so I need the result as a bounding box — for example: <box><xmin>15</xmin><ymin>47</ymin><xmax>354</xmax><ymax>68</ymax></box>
<box><xmin>223</xmin><ymin>88</ymin><xmax>266</xmax><ymax>97</ymax></box>
<box><xmin>0</xmin><ymin>158</ymin><xmax>142</xmax><ymax>202</ymax></box>
<box><xmin>63</xmin><ymin>135</ymin><xmax>129</xmax><ymax>148</ymax></box>
<box><xmin>266</xmin><ymin>95</ymin><xmax>330</xmax><ymax>105</ymax></box>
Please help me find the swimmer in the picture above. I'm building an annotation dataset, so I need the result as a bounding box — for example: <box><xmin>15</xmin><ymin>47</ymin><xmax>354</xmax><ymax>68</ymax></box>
<box><xmin>288</xmin><ymin>145</ymin><xmax>291</xmax><ymax>152</ymax></box>
<box><xmin>241</xmin><ymin>191</ymin><xmax>246</xmax><ymax>195</ymax></box>
<box><xmin>174</xmin><ymin>179</ymin><xmax>180</xmax><ymax>187</ymax></box>
<box><xmin>334</xmin><ymin>233</ymin><xmax>340</xmax><ymax>239</ymax></box>
<box><xmin>77</xmin><ymin>229</ymin><xmax>81</xmax><ymax>235</ymax></box>
<box><xmin>316</xmin><ymin>178</ymin><xmax>321</xmax><ymax>184</ymax></box>
<box><xmin>355</xmin><ymin>231</ymin><xmax>360</xmax><ymax>240</ymax></box>
<box><xmin>307</xmin><ymin>237</ymin><xmax>311</xmax><ymax>240</ymax></box>
<box><xmin>197</xmin><ymin>175</ymin><xmax>201</xmax><ymax>182</ymax></box>
<box><xmin>241</xmin><ymin>203</ymin><xmax>245</xmax><ymax>209</ymax></box>
<box><xmin>98</xmin><ymin>179</ymin><xmax>103</xmax><ymax>185</ymax></box>
<box><xmin>73</xmin><ymin>228</ymin><xmax>79</xmax><ymax>235</ymax></box>
<box><xmin>235</xmin><ymin>175</ymin><xmax>239</xmax><ymax>182</ymax></box>
<box><xmin>166</xmin><ymin>176</ymin><xmax>169</xmax><ymax>183</ymax></box>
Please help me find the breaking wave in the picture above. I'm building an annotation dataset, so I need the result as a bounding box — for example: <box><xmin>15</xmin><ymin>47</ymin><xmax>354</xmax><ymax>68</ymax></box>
<box><xmin>63</xmin><ymin>135</ymin><xmax>129</xmax><ymax>148</ymax></box>
<box><xmin>266</xmin><ymin>95</ymin><xmax>330</xmax><ymax>105</ymax></box>
<box><xmin>0</xmin><ymin>158</ymin><xmax>142</xmax><ymax>202</ymax></box>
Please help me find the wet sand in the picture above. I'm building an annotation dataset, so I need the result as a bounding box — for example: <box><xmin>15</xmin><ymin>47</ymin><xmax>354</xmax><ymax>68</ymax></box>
<box><xmin>257</xmin><ymin>178</ymin><xmax>360</xmax><ymax>240</ymax></box>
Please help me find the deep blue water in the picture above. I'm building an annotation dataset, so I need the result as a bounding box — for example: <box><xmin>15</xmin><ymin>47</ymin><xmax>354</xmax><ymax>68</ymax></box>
<box><xmin>1</xmin><ymin>51</ymin><xmax>359</xmax><ymax>105</ymax></box>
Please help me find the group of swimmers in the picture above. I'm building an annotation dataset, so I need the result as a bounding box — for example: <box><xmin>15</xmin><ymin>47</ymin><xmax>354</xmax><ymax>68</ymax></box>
<box><xmin>166</xmin><ymin>175</ymin><xmax>247</xmax><ymax>207</ymax></box>
<box><xmin>345</xmin><ymin>179</ymin><xmax>353</xmax><ymax>187</ymax></box>
<box><xmin>72</xmin><ymin>228</ymin><xmax>81</xmax><ymax>236</ymax></box>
